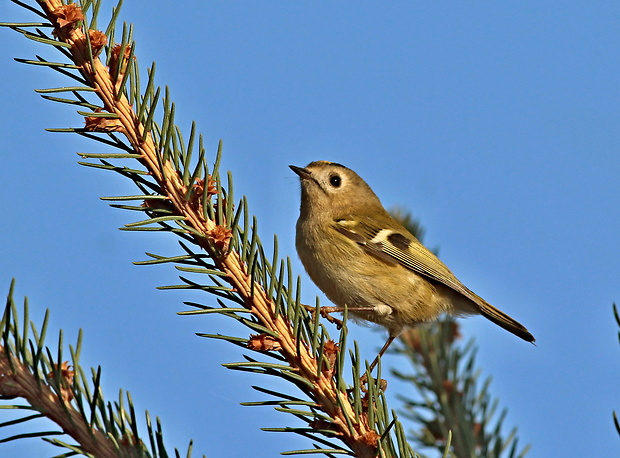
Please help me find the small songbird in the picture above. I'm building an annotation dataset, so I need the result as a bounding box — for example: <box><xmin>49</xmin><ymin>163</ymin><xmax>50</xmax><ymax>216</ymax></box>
<box><xmin>290</xmin><ymin>161</ymin><xmax>534</xmax><ymax>371</ymax></box>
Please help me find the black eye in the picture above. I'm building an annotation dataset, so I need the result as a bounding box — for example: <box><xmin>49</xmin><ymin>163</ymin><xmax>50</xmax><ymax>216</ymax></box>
<box><xmin>329</xmin><ymin>174</ymin><xmax>342</xmax><ymax>188</ymax></box>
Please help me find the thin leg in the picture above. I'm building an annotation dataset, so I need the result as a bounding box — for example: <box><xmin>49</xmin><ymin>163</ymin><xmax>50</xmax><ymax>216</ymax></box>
<box><xmin>303</xmin><ymin>305</ymin><xmax>378</xmax><ymax>314</ymax></box>
<box><xmin>367</xmin><ymin>334</ymin><xmax>397</xmax><ymax>373</ymax></box>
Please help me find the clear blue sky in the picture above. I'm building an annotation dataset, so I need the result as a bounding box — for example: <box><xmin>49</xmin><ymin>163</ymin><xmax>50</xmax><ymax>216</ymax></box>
<box><xmin>1</xmin><ymin>2</ymin><xmax>619</xmax><ymax>457</ymax></box>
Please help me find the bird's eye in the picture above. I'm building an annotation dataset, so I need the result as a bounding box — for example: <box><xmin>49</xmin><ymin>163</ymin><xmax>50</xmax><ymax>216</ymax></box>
<box><xmin>329</xmin><ymin>174</ymin><xmax>342</xmax><ymax>188</ymax></box>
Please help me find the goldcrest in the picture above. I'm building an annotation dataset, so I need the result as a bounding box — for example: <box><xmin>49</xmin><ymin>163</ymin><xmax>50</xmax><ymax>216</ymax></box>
<box><xmin>290</xmin><ymin>161</ymin><xmax>534</xmax><ymax>369</ymax></box>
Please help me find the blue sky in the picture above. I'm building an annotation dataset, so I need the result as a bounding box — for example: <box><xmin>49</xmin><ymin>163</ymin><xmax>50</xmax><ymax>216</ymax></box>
<box><xmin>0</xmin><ymin>2</ymin><xmax>619</xmax><ymax>457</ymax></box>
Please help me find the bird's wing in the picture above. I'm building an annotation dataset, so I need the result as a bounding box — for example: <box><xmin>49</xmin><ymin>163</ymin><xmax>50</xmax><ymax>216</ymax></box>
<box><xmin>332</xmin><ymin>217</ymin><xmax>535</xmax><ymax>343</ymax></box>
<box><xmin>333</xmin><ymin>217</ymin><xmax>477</xmax><ymax>301</ymax></box>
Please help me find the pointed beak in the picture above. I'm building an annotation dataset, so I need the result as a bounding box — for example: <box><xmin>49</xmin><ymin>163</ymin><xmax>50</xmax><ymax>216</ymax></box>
<box><xmin>289</xmin><ymin>165</ymin><xmax>311</xmax><ymax>179</ymax></box>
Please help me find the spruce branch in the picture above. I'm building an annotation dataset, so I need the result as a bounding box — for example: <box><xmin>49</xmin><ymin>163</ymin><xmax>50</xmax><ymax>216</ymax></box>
<box><xmin>2</xmin><ymin>1</ymin><xmax>423</xmax><ymax>456</ymax></box>
<box><xmin>0</xmin><ymin>280</ymin><xmax>196</xmax><ymax>457</ymax></box>
<box><xmin>393</xmin><ymin>322</ymin><xmax>529</xmax><ymax>458</ymax></box>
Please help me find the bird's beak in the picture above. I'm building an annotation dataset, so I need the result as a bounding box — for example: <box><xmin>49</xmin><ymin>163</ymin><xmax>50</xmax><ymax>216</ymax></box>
<box><xmin>289</xmin><ymin>165</ymin><xmax>312</xmax><ymax>179</ymax></box>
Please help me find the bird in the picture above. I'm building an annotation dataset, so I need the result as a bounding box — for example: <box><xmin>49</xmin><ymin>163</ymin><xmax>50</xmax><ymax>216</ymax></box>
<box><xmin>290</xmin><ymin>160</ymin><xmax>535</xmax><ymax>371</ymax></box>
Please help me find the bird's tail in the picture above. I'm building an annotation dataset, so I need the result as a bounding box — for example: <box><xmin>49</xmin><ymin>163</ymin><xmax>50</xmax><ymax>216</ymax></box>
<box><xmin>477</xmin><ymin>300</ymin><xmax>535</xmax><ymax>343</ymax></box>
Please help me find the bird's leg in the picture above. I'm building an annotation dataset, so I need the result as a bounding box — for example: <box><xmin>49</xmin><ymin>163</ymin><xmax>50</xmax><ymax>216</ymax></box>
<box><xmin>303</xmin><ymin>305</ymin><xmax>343</xmax><ymax>327</ymax></box>
<box><xmin>302</xmin><ymin>304</ymin><xmax>376</xmax><ymax>329</ymax></box>
<box><xmin>359</xmin><ymin>333</ymin><xmax>398</xmax><ymax>388</ymax></box>
<box><xmin>367</xmin><ymin>334</ymin><xmax>397</xmax><ymax>373</ymax></box>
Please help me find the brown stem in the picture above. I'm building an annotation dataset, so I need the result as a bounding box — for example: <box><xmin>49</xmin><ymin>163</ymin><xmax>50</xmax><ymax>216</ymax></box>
<box><xmin>0</xmin><ymin>349</ymin><xmax>122</xmax><ymax>457</ymax></box>
<box><xmin>32</xmin><ymin>1</ymin><xmax>379</xmax><ymax>455</ymax></box>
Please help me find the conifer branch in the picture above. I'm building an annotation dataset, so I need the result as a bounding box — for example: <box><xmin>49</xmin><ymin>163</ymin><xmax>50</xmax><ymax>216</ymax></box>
<box><xmin>2</xmin><ymin>1</ymin><xmax>421</xmax><ymax>455</ymax></box>
<box><xmin>0</xmin><ymin>280</ymin><xmax>195</xmax><ymax>457</ymax></box>
<box><xmin>393</xmin><ymin>323</ymin><xmax>529</xmax><ymax>458</ymax></box>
